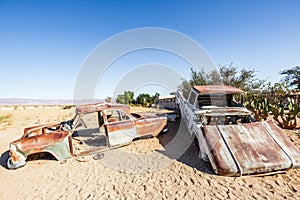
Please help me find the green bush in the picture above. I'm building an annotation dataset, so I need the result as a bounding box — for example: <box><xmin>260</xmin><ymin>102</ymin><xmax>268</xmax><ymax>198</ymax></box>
<box><xmin>245</xmin><ymin>93</ymin><xmax>300</xmax><ymax>129</ymax></box>
<box><xmin>270</xmin><ymin>97</ymin><xmax>299</xmax><ymax>129</ymax></box>
<box><xmin>244</xmin><ymin>95</ymin><xmax>271</xmax><ymax>121</ymax></box>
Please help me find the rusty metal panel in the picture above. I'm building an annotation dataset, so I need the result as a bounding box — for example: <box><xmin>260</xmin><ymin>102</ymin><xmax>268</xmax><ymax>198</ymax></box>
<box><xmin>202</xmin><ymin>120</ymin><xmax>300</xmax><ymax>176</ymax></box>
<box><xmin>201</xmin><ymin>126</ymin><xmax>238</xmax><ymax>176</ymax></box>
<box><xmin>9</xmin><ymin>131</ymin><xmax>72</xmax><ymax>168</ymax></box>
<box><xmin>135</xmin><ymin>117</ymin><xmax>167</xmax><ymax>137</ymax></box>
<box><xmin>12</xmin><ymin>131</ymin><xmax>70</xmax><ymax>152</ymax></box>
<box><xmin>24</xmin><ymin>123</ymin><xmax>60</xmax><ymax>134</ymax></box>
<box><xmin>261</xmin><ymin>120</ymin><xmax>300</xmax><ymax>168</ymax></box>
<box><xmin>23</xmin><ymin>123</ymin><xmax>61</xmax><ymax>137</ymax></box>
<box><xmin>76</xmin><ymin>103</ymin><xmax>131</xmax><ymax>115</ymax></box>
<box><xmin>199</xmin><ymin>107</ymin><xmax>252</xmax><ymax>117</ymax></box>
<box><xmin>106</xmin><ymin>121</ymin><xmax>136</xmax><ymax>132</ymax></box>
<box><xmin>193</xmin><ymin>85</ymin><xmax>243</xmax><ymax>94</ymax></box>
<box><xmin>106</xmin><ymin>121</ymin><xmax>136</xmax><ymax>146</ymax></box>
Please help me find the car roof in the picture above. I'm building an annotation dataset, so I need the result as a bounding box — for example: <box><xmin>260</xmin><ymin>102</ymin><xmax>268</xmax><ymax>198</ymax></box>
<box><xmin>75</xmin><ymin>103</ymin><xmax>131</xmax><ymax>115</ymax></box>
<box><xmin>192</xmin><ymin>85</ymin><xmax>244</xmax><ymax>94</ymax></box>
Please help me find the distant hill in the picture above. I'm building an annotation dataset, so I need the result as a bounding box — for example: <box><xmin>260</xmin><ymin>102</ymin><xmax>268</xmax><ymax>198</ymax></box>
<box><xmin>0</xmin><ymin>98</ymin><xmax>105</xmax><ymax>106</ymax></box>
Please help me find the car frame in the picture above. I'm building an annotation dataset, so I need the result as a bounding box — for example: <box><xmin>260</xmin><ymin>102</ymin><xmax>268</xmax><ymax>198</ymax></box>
<box><xmin>7</xmin><ymin>103</ymin><xmax>168</xmax><ymax>169</ymax></box>
<box><xmin>177</xmin><ymin>85</ymin><xmax>300</xmax><ymax>176</ymax></box>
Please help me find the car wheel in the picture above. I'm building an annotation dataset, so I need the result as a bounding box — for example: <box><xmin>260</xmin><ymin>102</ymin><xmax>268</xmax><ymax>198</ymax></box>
<box><xmin>7</xmin><ymin>157</ymin><xmax>26</xmax><ymax>169</ymax></box>
<box><xmin>93</xmin><ymin>153</ymin><xmax>104</xmax><ymax>160</ymax></box>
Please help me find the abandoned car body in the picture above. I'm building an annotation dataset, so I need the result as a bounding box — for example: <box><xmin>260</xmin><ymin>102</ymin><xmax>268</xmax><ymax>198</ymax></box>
<box><xmin>177</xmin><ymin>85</ymin><xmax>300</xmax><ymax>176</ymax></box>
<box><xmin>7</xmin><ymin>103</ymin><xmax>167</xmax><ymax>169</ymax></box>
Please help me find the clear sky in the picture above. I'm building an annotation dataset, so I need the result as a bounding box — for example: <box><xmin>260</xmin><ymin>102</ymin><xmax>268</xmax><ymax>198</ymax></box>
<box><xmin>1</xmin><ymin>0</ymin><xmax>299</xmax><ymax>99</ymax></box>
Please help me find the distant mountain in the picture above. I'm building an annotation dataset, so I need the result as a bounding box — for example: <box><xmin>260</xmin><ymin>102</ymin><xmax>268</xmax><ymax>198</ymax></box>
<box><xmin>0</xmin><ymin>98</ymin><xmax>105</xmax><ymax>106</ymax></box>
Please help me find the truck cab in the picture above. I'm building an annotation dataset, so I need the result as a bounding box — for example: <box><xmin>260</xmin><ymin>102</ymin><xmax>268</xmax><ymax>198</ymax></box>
<box><xmin>178</xmin><ymin>85</ymin><xmax>252</xmax><ymax>137</ymax></box>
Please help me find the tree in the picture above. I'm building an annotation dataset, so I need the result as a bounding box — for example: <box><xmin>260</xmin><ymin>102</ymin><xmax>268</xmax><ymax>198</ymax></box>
<box><xmin>116</xmin><ymin>94</ymin><xmax>125</xmax><ymax>104</ymax></box>
<box><xmin>219</xmin><ymin>63</ymin><xmax>264</xmax><ymax>91</ymax></box>
<box><xmin>124</xmin><ymin>91</ymin><xmax>134</xmax><ymax>104</ymax></box>
<box><xmin>154</xmin><ymin>92</ymin><xmax>160</xmax><ymax>98</ymax></box>
<box><xmin>179</xmin><ymin>78</ymin><xmax>192</xmax><ymax>99</ymax></box>
<box><xmin>190</xmin><ymin>68</ymin><xmax>209</xmax><ymax>86</ymax></box>
<box><xmin>280</xmin><ymin>66</ymin><xmax>300</xmax><ymax>89</ymax></box>
<box><xmin>116</xmin><ymin>91</ymin><xmax>135</xmax><ymax>105</ymax></box>
<box><xmin>178</xmin><ymin>64</ymin><xmax>265</xmax><ymax>95</ymax></box>
<box><xmin>152</xmin><ymin>93</ymin><xmax>160</xmax><ymax>104</ymax></box>
<box><xmin>178</xmin><ymin>68</ymin><xmax>210</xmax><ymax>98</ymax></box>
<box><xmin>136</xmin><ymin>93</ymin><xmax>151</xmax><ymax>106</ymax></box>
<box><xmin>208</xmin><ymin>69</ymin><xmax>222</xmax><ymax>85</ymax></box>
<box><xmin>105</xmin><ymin>96</ymin><xmax>112</xmax><ymax>103</ymax></box>
<box><xmin>219</xmin><ymin>64</ymin><xmax>237</xmax><ymax>86</ymax></box>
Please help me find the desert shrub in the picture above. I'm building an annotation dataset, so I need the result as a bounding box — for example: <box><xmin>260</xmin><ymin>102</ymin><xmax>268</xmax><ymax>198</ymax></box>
<box><xmin>62</xmin><ymin>105</ymin><xmax>74</xmax><ymax>109</ymax></box>
<box><xmin>244</xmin><ymin>91</ymin><xmax>300</xmax><ymax>129</ymax></box>
<box><xmin>0</xmin><ymin>114</ymin><xmax>12</xmax><ymax>124</ymax></box>
<box><xmin>244</xmin><ymin>95</ymin><xmax>271</xmax><ymax>121</ymax></box>
<box><xmin>270</xmin><ymin>97</ymin><xmax>300</xmax><ymax>129</ymax></box>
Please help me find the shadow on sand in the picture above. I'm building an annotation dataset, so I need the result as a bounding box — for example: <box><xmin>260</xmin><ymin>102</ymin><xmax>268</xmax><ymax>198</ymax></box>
<box><xmin>157</xmin><ymin>116</ymin><xmax>215</xmax><ymax>175</ymax></box>
<box><xmin>0</xmin><ymin>150</ymin><xmax>9</xmax><ymax>169</ymax></box>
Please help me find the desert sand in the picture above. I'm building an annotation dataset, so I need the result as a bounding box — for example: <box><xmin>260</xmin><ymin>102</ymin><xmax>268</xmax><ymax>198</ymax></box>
<box><xmin>0</xmin><ymin>106</ymin><xmax>300</xmax><ymax>199</ymax></box>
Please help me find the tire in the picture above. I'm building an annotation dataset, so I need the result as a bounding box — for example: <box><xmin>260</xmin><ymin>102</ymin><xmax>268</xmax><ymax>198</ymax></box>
<box><xmin>7</xmin><ymin>157</ymin><xmax>26</xmax><ymax>169</ymax></box>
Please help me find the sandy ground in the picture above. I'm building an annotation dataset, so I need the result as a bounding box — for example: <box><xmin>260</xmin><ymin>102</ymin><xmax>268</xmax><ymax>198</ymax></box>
<box><xmin>0</xmin><ymin>106</ymin><xmax>300</xmax><ymax>199</ymax></box>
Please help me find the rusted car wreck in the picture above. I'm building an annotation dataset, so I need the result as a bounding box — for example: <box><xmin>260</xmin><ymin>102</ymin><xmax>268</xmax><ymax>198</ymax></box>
<box><xmin>7</xmin><ymin>103</ymin><xmax>167</xmax><ymax>169</ymax></box>
<box><xmin>177</xmin><ymin>85</ymin><xmax>300</xmax><ymax>176</ymax></box>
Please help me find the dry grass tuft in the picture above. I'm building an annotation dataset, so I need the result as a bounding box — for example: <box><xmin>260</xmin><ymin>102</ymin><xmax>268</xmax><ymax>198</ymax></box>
<box><xmin>0</xmin><ymin>113</ymin><xmax>12</xmax><ymax>129</ymax></box>
<box><xmin>0</xmin><ymin>113</ymin><xmax>12</xmax><ymax>124</ymax></box>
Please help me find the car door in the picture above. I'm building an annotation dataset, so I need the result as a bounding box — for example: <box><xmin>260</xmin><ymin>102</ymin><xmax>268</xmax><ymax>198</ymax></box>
<box><xmin>72</xmin><ymin>112</ymin><xmax>108</xmax><ymax>149</ymax></box>
<box><xmin>104</xmin><ymin>109</ymin><xmax>137</xmax><ymax>146</ymax></box>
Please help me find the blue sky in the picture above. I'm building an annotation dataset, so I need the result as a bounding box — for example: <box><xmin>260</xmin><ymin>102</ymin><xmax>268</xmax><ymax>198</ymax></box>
<box><xmin>1</xmin><ymin>0</ymin><xmax>299</xmax><ymax>99</ymax></box>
